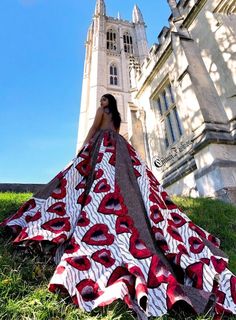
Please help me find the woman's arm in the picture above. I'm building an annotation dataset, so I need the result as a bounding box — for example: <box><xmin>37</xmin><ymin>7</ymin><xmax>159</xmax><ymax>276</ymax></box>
<box><xmin>81</xmin><ymin>107</ymin><xmax>104</xmax><ymax>147</ymax></box>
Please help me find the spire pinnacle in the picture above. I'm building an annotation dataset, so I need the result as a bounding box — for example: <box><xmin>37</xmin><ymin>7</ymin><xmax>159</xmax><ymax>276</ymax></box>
<box><xmin>132</xmin><ymin>4</ymin><xmax>144</xmax><ymax>23</ymax></box>
<box><xmin>94</xmin><ymin>0</ymin><xmax>106</xmax><ymax>16</ymax></box>
<box><xmin>167</xmin><ymin>0</ymin><xmax>181</xmax><ymax>18</ymax></box>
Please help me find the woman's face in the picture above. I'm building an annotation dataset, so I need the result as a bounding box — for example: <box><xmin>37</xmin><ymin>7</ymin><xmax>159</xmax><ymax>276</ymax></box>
<box><xmin>100</xmin><ymin>96</ymin><xmax>109</xmax><ymax>108</ymax></box>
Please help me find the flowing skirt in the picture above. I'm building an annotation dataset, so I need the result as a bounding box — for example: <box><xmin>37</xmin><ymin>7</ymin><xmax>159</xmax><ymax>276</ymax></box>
<box><xmin>1</xmin><ymin>128</ymin><xmax>236</xmax><ymax>319</ymax></box>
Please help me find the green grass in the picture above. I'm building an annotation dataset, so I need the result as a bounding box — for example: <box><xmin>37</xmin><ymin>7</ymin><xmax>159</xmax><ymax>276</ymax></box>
<box><xmin>172</xmin><ymin>196</ymin><xmax>236</xmax><ymax>273</ymax></box>
<box><xmin>0</xmin><ymin>192</ymin><xmax>236</xmax><ymax>320</ymax></box>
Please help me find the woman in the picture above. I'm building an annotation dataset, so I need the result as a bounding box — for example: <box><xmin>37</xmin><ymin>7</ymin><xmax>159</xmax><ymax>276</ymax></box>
<box><xmin>1</xmin><ymin>94</ymin><xmax>236</xmax><ymax>320</ymax></box>
<box><xmin>79</xmin><ymin>94</ymin><xmax>121</xmax><ymax>151</ymax></box>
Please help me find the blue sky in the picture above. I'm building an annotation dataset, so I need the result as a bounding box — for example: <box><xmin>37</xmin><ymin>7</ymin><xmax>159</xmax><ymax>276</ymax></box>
<box><xmin>0</xmin><ymin>0</ymin><xmax>171</xmax><ymax>184</ymax></box>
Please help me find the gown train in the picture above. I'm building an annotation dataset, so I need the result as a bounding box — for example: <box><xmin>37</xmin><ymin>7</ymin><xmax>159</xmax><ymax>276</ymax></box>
<box><xmin>1</xmin><ymin>128</ymin><xmax>236</xmax><ymax>319</ymax></box>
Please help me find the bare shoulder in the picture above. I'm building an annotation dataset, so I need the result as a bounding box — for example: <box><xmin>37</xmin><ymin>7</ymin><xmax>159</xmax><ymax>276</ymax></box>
<box><xmin>91</xmin><ymin>106</ymin><xmax>104</xmax><ymax>129</ymax></box>
<box><xmin>95</xmin><ymin>106</ymin><xmax>104</xmax><ymax>119</ymax></box>
<box><xmin>96</xmin><ymin>106</ymin><xmax>104</xmax><ymax>114</ymax></box>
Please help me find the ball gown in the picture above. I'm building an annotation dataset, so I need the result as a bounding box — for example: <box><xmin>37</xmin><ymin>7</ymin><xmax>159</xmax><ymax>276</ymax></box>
<box><xmin>1</xmin><ymin>128</ymin><xmax>236</xmax><ymax>319</ymax></box>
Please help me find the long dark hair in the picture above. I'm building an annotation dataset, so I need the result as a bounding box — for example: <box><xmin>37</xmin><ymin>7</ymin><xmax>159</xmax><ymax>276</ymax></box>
<box><xmin>102</xmin><ymin>93</ymin><xmax>121</xmax><ymax>130</ymax></box>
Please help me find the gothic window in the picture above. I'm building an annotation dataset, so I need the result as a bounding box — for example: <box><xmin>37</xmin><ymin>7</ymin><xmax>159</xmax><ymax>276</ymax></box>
<box><xmin>109</xmin><ymin>64</ymin><xmax>118</xmax><ymax>86</ymax></box>
<box><xmin>107</xmin><ymin>29</ymin><xmax>117</xmax><ymax>52</ymax></box>
<box><xmin>213</xmin><ymin>0</ymin><xmax>236</xmax><ymax>15</ymax></box>
<box><xmin>155</xmin><ymin>83</ymin><xmax>183</xmax><ymax>149</ymax></box>
<box><xmin>123</xmin><ymin>32</ymin><xmax>133</xmax><ymax>54</ymax></box>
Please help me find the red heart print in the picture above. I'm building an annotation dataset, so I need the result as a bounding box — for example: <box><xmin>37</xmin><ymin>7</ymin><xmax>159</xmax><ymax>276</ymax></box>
<box><xmin>127</xmin><ymin>143</ymin><xmax>137</xmax><ymax>157</ymax></box>
<box><xmin>166</xmin><ymin>280</ymin><xmax>185</xmax><ymax>310</ymax></box>
<box><xmin>41</xmin><ymin>217</ymin><xmax>71</xmax><ymax>234</ymax></box>
<box><xmin>151</xmin><ymin>226</ymin><xmax>169</xmax><ymax>252</ymax></box>
<box><xmin>149</xmin><ymin>191</ymin><xmax>166</xmax><ymax>209</ymax></box>
<box><xmin>147</xmin><ymin>254</ymin><xmax>171</xmax><ymax>288</ymax></box>
<box><xmin>75</xmin><ymin>159</ymin><xmax>92</xmax><ymax>176</ymax></box>
<box><xmin>215</xmin><ymin>289</ymin><xmax>226</xmax><ymax>305</ymax></box>
<box><xmin>133</xmin><ymin>168</ymin><xmax>141</xmax><ymax>178</ymax></box>
<box><xmin>103</xmin><ymin>133</ymin><xmax>115</xmax><ymax>152</ymax></box>
<box><xmin>75</xmin><ymin>178</ymin><xmax>86</xmax><ymax>190</ymax></box>
<box><xmin>103</xmin><ymin>132</ymin><xmax>114</xmax><ymax>147</ymax></box>
<box><xmin>46</xmin><ymin>202</ymin><xmax>66</xmax><ymax>216</ymax></box>
<box><xmin>230</xmin><ymin>276</ymin><xmax>236</xmax><ymax>303</ymax></box>
<box><xmin>13</xmin><ymin>227</ymin><xmax>28</xmax><ymax>243</ymax></box>
<box><xmin>186</xmin><ymin>262</ymin><xmax>203</xmax><ymax>289</ymax></box>
<box><xmin>161</xmin><ymin>191</ymin><xmax>177</xmax><ymax>209</ymax></box>
<box><xmin>200</xmin><ymin>258</ymin><xmax>210</xmax><ymax>265</ymax></box>
<box><xmin>66</xmin><ymin>256</ymin><xmax>91</xmax><ymax>271</ymax></box>
<box><xmin>107</xmin><ymin>266</ymin><xmax>130</xmax><ymax>286</ymax></box>
<box><xmin>96</xmin><ymin>152</ymin><xmax>103</xmax><ymax>163</ymax></box>
<box><xmin>94</xmin><ymin>168</ymin><xmax>104</xmax><ymax>180</ymax></box>
<box><xmin>167</xmin><ymin>225</ymin><xmax>183</xmax><ymax>242</ymax></box>
<box><xmin>168</xmin><ymin>212</ymin><xmax>186</xmax><ymax>228</ymax></box>
<box><xmin>126</xmin><ymin>264</ymin><xmax>145</xmax><ymax>279</ymax></box>
<box><xmin>92</xmin><ymin>249</ymin><xmax>115</xmax><ymax>267</ymax></box>
<box><xmin>98</xmin><ymin>192</ymin><xmax>128</xmax><ymax>216</ymax></box>
<box><xmin>175</xmin><ymin>244</ymin><xmax>189</xmax><ymax>265</ymax></box>
<box><xmin>150</xmin><ymin>205</ymin><xmax>164</xmax><ymax>224</ymax></box>
<box><xmin>77</xmin><ymin>192</ymin><xmax>92</xmax><ymax>206</ymax></box>
<box><xmin>149</xmin><ymin>183</ymin><xmax>159</xmax><ymax>193</ymax></box>
<box><xmin>64</xmin><ymin>237</ymin><xmax>80</xmax><ymax>253</ymax></box>
<box><xmin>51</xmin><ymin>178</ymin><xmax>67</xmax><ymax>200</ymax></box>
<box><xmin>9</xmin><ymin>199</ymin><xmax>36</xmax><ymax>221</ymax></box>
<box><xmin>76</xmin><ymin>279</ymin><xmax>103</xmax><ymax>301</ymax></box>
<box><xmin>29</xmin><ymin>235</ymin><xmax>44</xmax><ymax>241</ymax></box>
<box><xmin>52</xmin><ymin>234</ymin><xmax>67</xmax><ymax>244</ymax></box>
<box><xmin>94</xmin><ymin>179</ymin><xmax>111</xmax><ymax>193</ymax></box>
<box><xmin>108</xmin><ymin>152</ymin><xmax>116</xmax><ymax>166</ymax></box>
<box><xmin>25</xmin><ymin>210</ymin><xmax>42</xmax><ymax>223</ymax></box>
<box><xmin>146</xmin><ymin>169</ymin><xmax>160</xmax><ymax>185</ymax></box>
<box><xmin>189</xmin><ymin>236</ymin><xmax>205</xmax><ymax>254</ymax></box>
<box><xmin>208</xmin><ymin>234</ymin><xmax>220</xmax><ymax>247</ymax></box>
<box><xmin>129</xmin><ymin>229</ymin><xmax>152</xmax><ymax>259</ymax></box>
<box><xmin>82</xmin><ymin>224</ymin><xmax>114</xmax><ymax>246</ymax></box>
<box><xmin>211</xmin><ymin>256</ymin><xmax>228</xmax><ymax>273</ymax></box>
<box><xmin>189</xmin><ymin>222</ymin><xmax>206</xmax><ymax>238</ymax></box>
<box><xmin>77</xmin><ymin>211</ymin><xmax>90</xmax><ymax>227</ymax></box>
<box><xmin>115</xmin><ymin>215</ymin><xmax>134</xmax><ymax>234</ymax></box>
<box><xmin>130</xmin><ymin>154</ymin><xmax>141</xmax><ymax>166</ymax></box>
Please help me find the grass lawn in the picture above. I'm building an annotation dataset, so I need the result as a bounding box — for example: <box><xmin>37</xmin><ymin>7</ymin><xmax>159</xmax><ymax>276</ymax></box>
<box><xmin>0</xmin><ymin>192</ymin><xmax>236</xmax><ymax>320</ymax></box>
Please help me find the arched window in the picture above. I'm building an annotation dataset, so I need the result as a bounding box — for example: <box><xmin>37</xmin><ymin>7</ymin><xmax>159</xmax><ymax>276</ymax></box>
<box><xmin>123</xmin><ymin>32</ymin><xmax>133</xmax><ymax>54</ymax></box>
<box><xmin>110</xmin><ymin>64</ymin><xmax>118</xmax><ymax>85</ymax></box>
<box><xmin>107</xmin><ymin>29</ymin><xmax>117</xmax><ymax>52</ymax></box>
<box><xmin>154</xmin><ymin>83</ymin><xmax>183</xmax><ymax>149</ymax></box>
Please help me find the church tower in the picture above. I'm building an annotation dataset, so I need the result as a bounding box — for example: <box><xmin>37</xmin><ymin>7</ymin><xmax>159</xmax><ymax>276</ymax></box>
<box><xmin>76</xmin><ymin>0</ymin><xmax>148</xmax><ymax>153</ymax></box>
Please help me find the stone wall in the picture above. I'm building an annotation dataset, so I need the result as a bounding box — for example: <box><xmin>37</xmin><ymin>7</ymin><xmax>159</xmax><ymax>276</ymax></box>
<box><xmin>0</xmin><ymin>183</ymin><xmax>45</xmax><ymax>194</ymax></box>
<box><xmin>131</xmin><ymin>0</ymin><xmax>236</xmax><ymax>204</ymax></box>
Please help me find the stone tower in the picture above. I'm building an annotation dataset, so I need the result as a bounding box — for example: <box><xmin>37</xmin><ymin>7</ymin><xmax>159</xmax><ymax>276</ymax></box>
<box><xmin>76</xmin><ymin>0</ymin><xmax>148</xmax><ymax>153</ymax></box>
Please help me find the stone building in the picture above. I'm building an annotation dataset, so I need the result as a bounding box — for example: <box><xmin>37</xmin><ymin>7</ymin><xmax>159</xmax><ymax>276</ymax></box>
<box><xmin>76</xmin><ymin>0</ymin><xmax>149</xmax><ymax>150</ymax></box>
<box><xmin>77</xmin><ymin>0</ymin><xmax>236</xmax><ymax>203</ymax></box>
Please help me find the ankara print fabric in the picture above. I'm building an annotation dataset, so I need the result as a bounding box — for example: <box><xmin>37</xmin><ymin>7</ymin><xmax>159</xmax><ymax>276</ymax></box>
<box><xmin>0</xmin><ymin>128</ymin><xmax>236</xmax><ymax>320</ymax></box>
